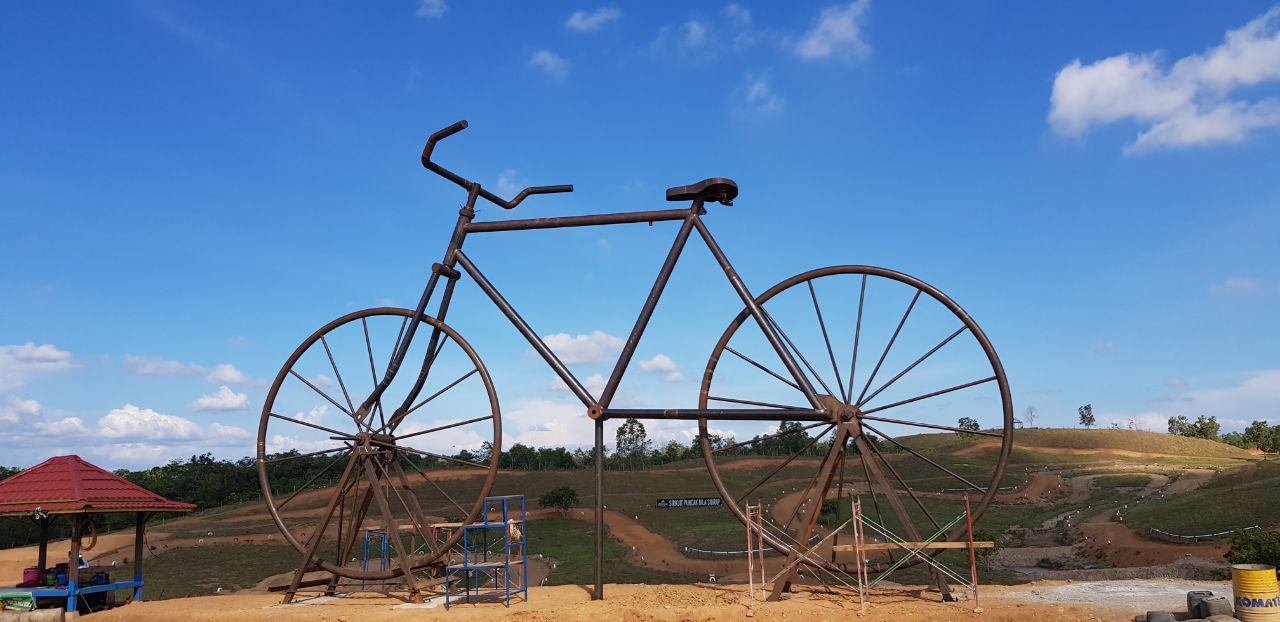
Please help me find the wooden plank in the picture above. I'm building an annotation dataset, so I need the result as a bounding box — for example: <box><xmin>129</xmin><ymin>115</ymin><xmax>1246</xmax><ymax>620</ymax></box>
<box><xmin>832</xmin><ymin>541</ymin><xmax>994</xmax><ymax>552</ymax></box>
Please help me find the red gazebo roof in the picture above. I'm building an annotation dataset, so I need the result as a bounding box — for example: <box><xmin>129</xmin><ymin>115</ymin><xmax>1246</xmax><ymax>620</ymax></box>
<box><xmin>0</xmin><ymin>455</ymin><xmax>196</xmax><ymax>516</ymax></box>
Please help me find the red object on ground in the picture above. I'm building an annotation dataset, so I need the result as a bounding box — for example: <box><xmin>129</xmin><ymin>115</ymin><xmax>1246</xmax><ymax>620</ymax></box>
<box><xmin>0</xmin><ymin>455</ymin><xmax>196</xmax><ymax>515</ymax></box>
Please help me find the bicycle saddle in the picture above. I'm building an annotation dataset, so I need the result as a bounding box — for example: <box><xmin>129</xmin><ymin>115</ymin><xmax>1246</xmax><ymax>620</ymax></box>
<box><xmin>665</xmin><ymin>178</ymin><xmax>738</xmax><ymax>205</ymax></box>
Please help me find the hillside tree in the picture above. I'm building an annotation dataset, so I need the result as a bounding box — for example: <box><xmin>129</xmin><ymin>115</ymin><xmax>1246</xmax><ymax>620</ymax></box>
<box><xmin>957</xmin><ymin>417</ymin><xmax>981</xmax><ymax>437</ymax></box>
<box><xmin>1167</xmin><ymin>415</ymin><xmax>1220</xmax><ymax>440</ymax></box>
<box><xmin>1023</xmin><ymin>405</ymin><xmax>1038</xmax><ymax>428</ymax></box>
<box><xmin>1078</xmin><ymin>404</ymin><xmax>1095</xmax><ymax>429</ymax></box>
<box><xmin>616</xmin><ymin>417</ymin><xmax>651</xmax><ymax>468</ymax></box>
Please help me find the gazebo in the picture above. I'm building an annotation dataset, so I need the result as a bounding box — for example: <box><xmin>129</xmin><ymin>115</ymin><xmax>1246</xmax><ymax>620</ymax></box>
<box><xmin>0</xmin><ymin>455</ymin><xmax>195</xmax><ymax>614</ymax></box>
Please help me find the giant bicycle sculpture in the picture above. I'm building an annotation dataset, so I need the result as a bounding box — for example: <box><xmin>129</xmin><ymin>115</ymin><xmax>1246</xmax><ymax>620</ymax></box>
<box><xmin>256</xmin><ymin>121</ymin><xmax>1013</xmax><ymax>602</ymax></box>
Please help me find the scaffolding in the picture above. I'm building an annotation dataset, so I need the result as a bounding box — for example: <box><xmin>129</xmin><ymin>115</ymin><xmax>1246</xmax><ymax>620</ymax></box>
<box><xmin>444</xmin><ymin>495</ymin><xmax>528</xmax><ymax>609</ymax></box>
<box><xmin>360</xmin><ymin>529</ymin><xmax>390</xmax><ymax>591</ymax></box>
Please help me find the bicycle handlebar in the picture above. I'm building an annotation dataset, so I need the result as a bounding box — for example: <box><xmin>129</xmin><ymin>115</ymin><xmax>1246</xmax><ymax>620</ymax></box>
<box><xmin>420</xmin><ymin>119</ymin><xmax>573</xmax><ymax>210</ymax></box>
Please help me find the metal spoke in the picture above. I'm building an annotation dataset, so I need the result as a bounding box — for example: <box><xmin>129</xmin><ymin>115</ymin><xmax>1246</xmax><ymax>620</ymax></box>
<box><xmin>288</xmin><ymin>369</ymin><xmax>354</xmax><ymax>417</ymax></box>
<box><xmin>783</xmin><ymin>449</ymin><xmax>828</xmax><ymax>532</ymax></box>
<box><xmin>383</xmin><ymin>443</ymin><xmax>488</xmax><ymax>470</ymax></box>
<box><xmin>735</xmin><ymin>425</ymin><xmax>833</xmax><ymax>505</ymax></box>
<box><xmin>276</xmin><ymin>450</ymin><xmax>350</xmax><ymax>510</ymax></box>
<box><xmin>707</xmin><ymin>395</ymin><xmax>805</xmax><ymax>410</ymax></box>
<box><xmin>831</xmin><ymin>440</ymin><xmax>847</xmax><ymax>561</ymax></box>
<box><xmin>860</xmin><ymin>414</ymin><xmax>1004</xmax><ymax>438</ymax></box>
<box><xmin>846</xmin><ymin>274</ymin><xmax>866</xmax><ymax>403</ymax></box>
<box><xmin>714</xmin><ymin>421</ymin><xmax>829</xmax><ymax>454</ymax></box>
<box><xmin>320</xmin><ymin>335</ymin><xmax>357</xmax><ymax>416</ymax></box>
<box><xmin>362</xmin><ymin>317</ymin><xmax>388</xmax><ymax>431</ymax></box>
<box><xmin>865</xmin><ymin>435</ymin><xmax>942</xmax><ymax>530</ymax></box>
<box><xmin>265</xmin><ymin>445</ymin><xmax>349</xmax><ymax>464</ymax></box>
<box><xmin>724</xmin><ymin>346</ymin><xmax>801</xmax><ymax>392</ymax></box>
<box><xmin>404</xmin><ymin>455</ymin><xmax>469</xmax><ymax>518</ymax></box>
<box><xmin>808</xmin><ymin>279</ymin><xmax>847</xmax><ymax>402</ymax></box>
<box><xmin>857</xmin><ymin>447</ymin><xmax>896</xmax><ymax>564</ymax></box>
<box><xmin>268</xmin><ymin>412</ymin><xmax>354</xmax><ymax>439</ymax></box>
<box><xmin>373</xmin><ymin>459</ymin><xmax>432</xmax><ymax>552</ymax></box>
<box><xmin>862</xmin><ymin>422</ymin><xmax>985</xmax><ymax>493</ymax></box>
<box><xmin>860</xmin><ymin>376</ymin><xmax>998</xmax><ymax>416</ymax></box>
<box><xmin>855</xmin><ymin>290</ymin><xmax>921</xmax><ymax>405</ymax></box>
<box><xmin>400</xmin><ymin>368</ymin><xmax>479</xmax><ymax>420</ymax></box>
<box><xmin>858</xmin><ymin>326</ymin><xmax>967</xmax><ymax>408</ymax></box>
<box><xmin>396</xmin><ymin>414</ymin><xmax>494</xmax><ymax>443</ymax></box>
<box><xmin>762</xmin><ymin>307</ymin><xmax>838</xmax><ymax>400</ymax></box>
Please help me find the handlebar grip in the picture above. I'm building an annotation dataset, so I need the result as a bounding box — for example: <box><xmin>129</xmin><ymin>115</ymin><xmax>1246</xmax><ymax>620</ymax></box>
<box><xmin>421</xmin><ymin>120</ymin><xmax>469</xmax><ymax>168</ymax></box>
<box><xmin>527</xmin><ymin>185</ymin><xmax>574</xmax><ymax>195</ymax></box>
<box><xmin>501</xmin><ymin>184</ymin><xmax>574</xmax><ymax>209</ymax></box>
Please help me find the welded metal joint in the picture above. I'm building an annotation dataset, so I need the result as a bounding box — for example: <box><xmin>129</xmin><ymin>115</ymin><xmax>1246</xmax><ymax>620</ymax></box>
<box><xmin>431</xmin><ymin>263</ymin><xmax>460</xmax><ymax>280</ymax></box>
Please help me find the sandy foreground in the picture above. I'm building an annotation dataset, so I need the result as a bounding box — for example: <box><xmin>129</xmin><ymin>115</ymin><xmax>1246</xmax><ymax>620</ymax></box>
<box><xmin>84</xmin><ymin>580</ymin><xmax>1225</xmax><ymax>622</ymax></box>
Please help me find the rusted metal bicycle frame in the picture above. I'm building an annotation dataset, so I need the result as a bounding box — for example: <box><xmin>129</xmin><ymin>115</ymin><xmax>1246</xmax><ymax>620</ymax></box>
<box><xmin>354</xmin><ymin>121</ymin><xmax>830</xmax><ymax>600</ymax></box>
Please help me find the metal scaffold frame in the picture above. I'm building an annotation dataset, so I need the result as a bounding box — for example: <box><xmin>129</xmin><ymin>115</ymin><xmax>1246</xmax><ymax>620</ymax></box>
<box><xmin>444</xmin><ymin>495</ymin><xmax>528</xmax><ymax>609</ymax></box>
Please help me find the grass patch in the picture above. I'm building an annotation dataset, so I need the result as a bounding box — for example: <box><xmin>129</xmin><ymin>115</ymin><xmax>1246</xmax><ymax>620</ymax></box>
<box><xmin>118</xmin><ymin>544</ymin><xmax>300</xmax><ymax>599</ymax></box>
<box><xmin>1094</xmin><ymin>474</ymin><xmax>1153</xmax><ymax>489</ymax></box>
<box><xmin>1123</xmin><ymin>461</ymin><xmax>1280</xmax><ymax>534</ymax></box>
<box><xmin>526</xmin><ymin>518</ymin><xmax>700</xmax><ymax>586</ymax></box>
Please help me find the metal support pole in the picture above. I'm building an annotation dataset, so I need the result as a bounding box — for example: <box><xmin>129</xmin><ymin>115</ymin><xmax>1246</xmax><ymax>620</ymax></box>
<box><xmin>134</xmin><ymin>513</ymin><xmax>146</xmax><ymax>601</ymax></box>
<box><xmin>593</xmin><ymin>418</ymin><xmax>604</xmax><ymax>600</ymax></box>
<box><xmin>67</xmin><ymin>514</ymin><xmax>81</xmax><ymax>614</ymax></box>
<box><xmin>966</xmin><ymin>496</ymin><xmax>981</xmax><ymax>612</ymax></box>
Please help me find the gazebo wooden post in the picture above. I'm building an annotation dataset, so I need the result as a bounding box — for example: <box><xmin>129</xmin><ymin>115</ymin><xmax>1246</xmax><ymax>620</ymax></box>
<box><xmin>36</xmin><ymin>516</ymin><xmax>50</xmax><ymax>570</ymax></box>
<box><xmin>67</xmin><ymin>514</ymin><xmax>82</xmax><ymax>614</ymax></box>
<box><xmin>134</xmin><ymin>511</ymin><xmax>148</xmax><ymax>601</ymax></box>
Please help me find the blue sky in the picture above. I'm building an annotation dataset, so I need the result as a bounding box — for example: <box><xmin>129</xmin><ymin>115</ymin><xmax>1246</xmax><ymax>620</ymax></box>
<box><xmin>2</xmin><ymin>1</ymin><xmax>1278</xmax><ymax>469</ymax></box>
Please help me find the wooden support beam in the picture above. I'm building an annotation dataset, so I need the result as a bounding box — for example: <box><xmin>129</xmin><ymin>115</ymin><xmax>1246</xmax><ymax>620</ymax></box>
<box><xmin>833</xmin><ymin>541</ymin><xmax>994</xmax><ymax>552</ymax></box>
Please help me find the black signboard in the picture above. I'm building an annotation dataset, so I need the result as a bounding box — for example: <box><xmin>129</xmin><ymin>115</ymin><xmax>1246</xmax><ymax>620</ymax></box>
<box><xmin>655</xmin><ymin>497</ymin><xmax>722</xmax><ymax>508</ymax></box>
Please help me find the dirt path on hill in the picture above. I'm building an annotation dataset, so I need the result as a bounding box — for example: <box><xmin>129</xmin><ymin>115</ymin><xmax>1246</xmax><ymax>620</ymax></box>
<box><xmin>953</xmin><ymin>441</ymin><xmax>1235</xmax><ymax>461</ymax></box>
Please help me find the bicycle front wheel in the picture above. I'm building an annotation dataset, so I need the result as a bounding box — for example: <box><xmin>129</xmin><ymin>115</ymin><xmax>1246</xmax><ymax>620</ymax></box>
<box><xmin>699</xmin><ymin>266</ymin><xmax>1013</xmax><ymax>575</ymax></box>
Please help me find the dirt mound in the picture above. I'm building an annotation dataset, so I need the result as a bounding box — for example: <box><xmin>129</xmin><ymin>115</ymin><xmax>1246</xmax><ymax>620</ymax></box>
<box><xmin>86</xmin><ymin>582</ymin><xmax>1143</xmax><ymax>621</ymax></box>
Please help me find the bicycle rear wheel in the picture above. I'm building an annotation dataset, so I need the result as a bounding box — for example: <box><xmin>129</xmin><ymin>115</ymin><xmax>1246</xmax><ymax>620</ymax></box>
<box><xmin>257</xmin><ymin>307</ymin><xmax>501</xmax><ymax>580</ymax></box>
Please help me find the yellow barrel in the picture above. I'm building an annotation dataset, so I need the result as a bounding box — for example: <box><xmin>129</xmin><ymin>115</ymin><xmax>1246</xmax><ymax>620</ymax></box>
<box><xmin>1233</xmin><ymin>563</ymin><xmax>1280</xmax><ymax>622</ymax></box>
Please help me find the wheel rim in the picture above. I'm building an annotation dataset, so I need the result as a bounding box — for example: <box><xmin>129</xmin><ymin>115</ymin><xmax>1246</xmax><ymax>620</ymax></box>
<box><xmin>257</xmin><ymin>307</ymin><xmax>501</xmax><ymax>580</ymax></box>
<box><xmin>699</xmin><ymin>266</ymin><xmax>1013</xmax><ymax>575</ymax></box>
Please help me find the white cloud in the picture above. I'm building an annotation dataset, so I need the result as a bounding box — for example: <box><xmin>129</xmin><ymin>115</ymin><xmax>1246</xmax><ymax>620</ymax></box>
<box><xmin>100</xmin><ymin>404</ymin><xmax>201</xmax><ymax>440</ymax></box>
<box><xmin>549</xmin><ymin>372</ymin><xmax>608</xmax><ymax>396</ymax></box>
<box><xmin>653</xmin><ymin>20</ymin><xmax>712</xmax><ymax>52</ymax></box>
<box><xmin>683</xmin><ymin>20</ymin><xmax>708</xmax><ymax>47</ymax></box>
<box><xmin>637</xmin><ymin>354</ymin><xmax>685</xmax><ymax>383</ymax></box>
<box><xmin>528</xmin><ymin>49</ymin><xmax>570</xmax><ymax>80</ymax></box>
<box><xmin>297</xmin><ymin>405</ymin><xmax>328</xmax><ymax>424</ymax></box>
<box><xmin>795</xmin><ymin>0</ymin><xmax>872</xmax><ymax>61</ymax></box>
<box><xmin>1089</xmin><ymin>340</ymin><xmax>1115</xmax><ymax>353</ymax></box>
<box><xmin>1048</xmin><ymin>5</ymin><xmax>1280</xmax><ymax>153</ymax></box>
<box><xmin>541</xmin><ymin>330</ymin><xmax>624</xmax><ymax>364</ymax></box>
<box><xmin>1101</xmin><ymin>369</ymin><xmax>1280</xmax><ymax>431</ymax></box>
<box><xmin>209</xmin><ymin>422</ymin><xmax>251</xmax><ymax>441</ymax></box>
<box><xmin>37</xmin><ymin>416</ymin><xmax>89</xmax><ymax>436</ymax></box>
<box><xmin>123</xmin><ymin>355</ymin><xmax>203</xmax><ymax>376</ymax></box>
<box><xmin>191</xmin><ymin>386</ymin><xmax>250</xmax><ymax>412</ymax></box>
<box><xmin>505</xmin><ymin>398</ymin><xmax>594</xmax><ymax>447</ymax></box>
<box><xmin>0</xmin><ymin>395</ymin><xmax>41</xmax><ymax>423</ymax></box>
<box><xmin>723</xmin><ymin>4</ymin><xmax>751</xmax><ymax>28</ymax></box>
<box><xmin>416</xmin><ymin>0</ymin><xmax>446</xmax><ymax>18</ymax></box>
<box><xmin>206</xmin><ymin>362</ymin><xmax>248</xmax><ymax>384</ymax></box>
<box><xmin>496</xmin><ymin>169</ymin><xmax>523</xmax><ymax>196</ymax></box>
<box><xmin>1209</xmin><ymin>276</ymin><xmax>1265</xmax><ymax>295</ymax></box>
<box><xmin>733</xmin><ymin>71</ymin><xmax>785</xmax><ymax>118</ymax></box>
<box><xmin>565</xmin><ymin>7</ymin><xmax>621</xmax><ymax>32</ymax></box>
<box><xmin>0</xmin><ymin>343</ymin><xmax>75</xmax><ymax>390</ymax></box>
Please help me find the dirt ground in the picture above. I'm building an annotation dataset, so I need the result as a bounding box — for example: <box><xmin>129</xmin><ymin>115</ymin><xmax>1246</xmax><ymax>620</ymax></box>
<box><xmin>84</xmin><ymin>581</ymin><xmax>1177</xmax><ymax>622</ymax></box>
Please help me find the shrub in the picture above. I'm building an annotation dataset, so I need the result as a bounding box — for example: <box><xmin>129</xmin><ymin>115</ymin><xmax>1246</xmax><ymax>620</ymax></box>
<box><xmin>539</xmin><ymin>486</ymin><xmax>580</xmax><ymax>516</ymax></box>
<box><xmin>1226</xmin><ymin>529</ymin><xmax>1280</xmax><ymax>568</ymax></box>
